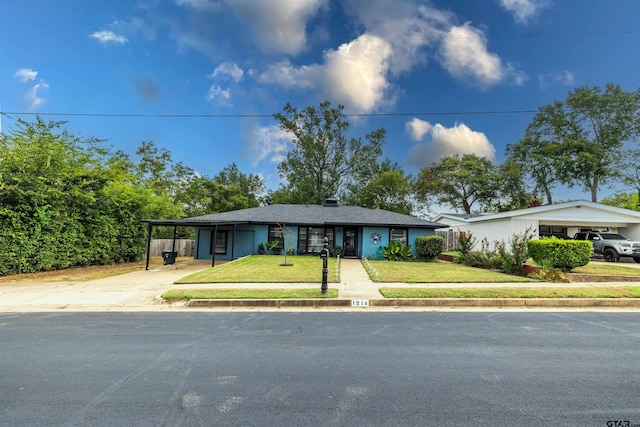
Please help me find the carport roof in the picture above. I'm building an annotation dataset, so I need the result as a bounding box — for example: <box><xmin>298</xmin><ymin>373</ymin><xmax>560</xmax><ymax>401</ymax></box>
<box><xmin>142</xmin><ymin>203</ymin><xmax>447</xmax><ymax>229</ymax></box>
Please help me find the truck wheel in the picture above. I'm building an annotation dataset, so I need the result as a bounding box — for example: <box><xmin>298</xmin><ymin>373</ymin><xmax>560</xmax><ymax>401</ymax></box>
<box><xmin>603</xmin><ymin>248</ymin><xmax>620</xmax><ymax>262</ymax></box>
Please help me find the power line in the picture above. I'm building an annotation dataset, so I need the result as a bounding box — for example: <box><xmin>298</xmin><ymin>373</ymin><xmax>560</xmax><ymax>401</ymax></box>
<box><xmin>0</xmin><ymin>109</ymin><xmax>539</xmax><ymax>119</ymax></box>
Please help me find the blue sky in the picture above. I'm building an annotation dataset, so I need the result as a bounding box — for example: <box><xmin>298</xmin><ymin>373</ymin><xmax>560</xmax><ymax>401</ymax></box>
<box><xmin>1</xmin><ymin>0</ymin><xmax>639</xmax><ymax>204</ymax></box>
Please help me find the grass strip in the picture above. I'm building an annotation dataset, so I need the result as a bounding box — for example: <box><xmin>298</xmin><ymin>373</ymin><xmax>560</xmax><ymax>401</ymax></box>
<box><xmin>162</xmin><ymin>288</ymin><xmax>338</xmax><ymax>301</ymax></box>
<box><xmin>364</xmin><ymin>259</ymin><xmax>536</xmax><ymax>283</ymax></box>
<box><xmin>570</xmin><ymin>264</ymin><xmax>640</xmax><ymax>277</ymax></box>
<box><xmin>177</xmin><ymin>255</ymin><xmax>338</xmax><ymax>283</ymax></box>
<box><xmin>379</xmin><ymin>286</ymin><xmax>640</xmax><ymax>299</ymax></box>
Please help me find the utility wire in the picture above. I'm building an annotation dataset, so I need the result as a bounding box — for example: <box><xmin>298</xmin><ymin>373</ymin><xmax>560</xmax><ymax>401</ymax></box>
<box><xmin>0</xmin><ymin>109</ymin><xmax>539</xmax><ymax>119</ymax></box>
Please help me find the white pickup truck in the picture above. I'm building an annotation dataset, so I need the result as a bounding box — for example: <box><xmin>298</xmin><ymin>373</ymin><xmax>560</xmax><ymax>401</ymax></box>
<box><xmin>573</xmin><ymin>231</ymin><xmax>640</xmax><ymax>263</ymax></box>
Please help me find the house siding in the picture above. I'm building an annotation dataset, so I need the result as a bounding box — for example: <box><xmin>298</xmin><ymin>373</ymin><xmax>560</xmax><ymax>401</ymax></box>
<box><xmin>194</xmin><ymin>224</ymin><xmax>439</xmax><ymax>260</ymax></box>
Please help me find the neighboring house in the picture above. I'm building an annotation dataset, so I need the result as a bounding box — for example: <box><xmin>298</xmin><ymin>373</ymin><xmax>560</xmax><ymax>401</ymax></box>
<box><xmin>433</xmin><ymin>201</ymin><xmax>640</xmax><ymax>250</ymax></box>
<box><xmin>142</xmin><ymin>199</ymin><xmax>447</xmax><ymax>266</ymax></box>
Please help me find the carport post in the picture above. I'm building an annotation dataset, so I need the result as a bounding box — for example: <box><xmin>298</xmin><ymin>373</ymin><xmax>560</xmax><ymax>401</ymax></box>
<box><xmin>212</xmin><ymin>225</ymin><xmax>218</xmax><ymax>267</ymax></box>
<box><xmin>171</xmin><ymin>226</ymin><xmax>177</xmax><ymax>258</ymax></box>
<box><xmin>145</xmin><ymin>222</ymin><xmax>152</xmax><ymax>270</ymax></box>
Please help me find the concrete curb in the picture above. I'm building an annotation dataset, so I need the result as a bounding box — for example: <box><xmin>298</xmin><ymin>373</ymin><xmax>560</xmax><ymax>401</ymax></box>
<box><xmin>186</xmin><ymin>298</ymin><xmax>640</xmax><ymax>309</ymax></box>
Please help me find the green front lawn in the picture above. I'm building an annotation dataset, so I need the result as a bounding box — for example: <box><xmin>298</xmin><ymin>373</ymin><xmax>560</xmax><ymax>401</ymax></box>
<box><xmin>176</xmin><ymin>255</ymin><xmax>339</xmax><ymax>283</ymax></box>
<box><xmin>571</xmin><ymin>263</ymin><xmax>640</xmax><ymax>276</ymax></box>
<box><xmin>363</xmin><ymin>259</ymin><xmax>536</xmax><ymax>283</ymax></box>
<box><xmin>162</xmin><ymin>288</ymin><xmax>338</xmax><ymax>300</ymax></box>
<box><xmin>379</xmin><ymin>286</ymin><xmax>640</xmax><ymax>298</ymax></box>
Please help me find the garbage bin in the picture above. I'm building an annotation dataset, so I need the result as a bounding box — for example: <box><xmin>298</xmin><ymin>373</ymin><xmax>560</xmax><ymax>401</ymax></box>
<box><xmin>161</xmin><ymin>250</ymin><xmax>177</xmax><ymax>265</ymax></box>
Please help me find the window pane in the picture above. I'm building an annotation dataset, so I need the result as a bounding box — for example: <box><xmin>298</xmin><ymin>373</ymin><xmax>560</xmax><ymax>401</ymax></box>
<box><xmin>390</xmin><ymin>228</ymin><xmax>407</xmax><ymax>245</ymax></box>
<box><xmin>308</xmin><ymin>227</ymin><xmax>324</xmax><ymax>253</ymax></box>
<box><xmin>268</xmin><ymin>226</ymin><xmax>284</xmax><ymax>249</ymax></box>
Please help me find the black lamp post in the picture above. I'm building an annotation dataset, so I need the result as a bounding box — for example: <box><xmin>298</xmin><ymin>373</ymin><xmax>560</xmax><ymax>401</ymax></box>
<box><xmin>320</xmin><ymin>236</ymin><xmax>329</xmax><ymax>294</ymax></box>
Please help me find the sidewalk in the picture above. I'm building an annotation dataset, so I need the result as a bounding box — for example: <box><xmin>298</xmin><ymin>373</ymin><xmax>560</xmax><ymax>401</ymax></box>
<box><xmin>0</xmin><ymin>258</ymin><xmax>638</xmax><ymax>311</ymax></box>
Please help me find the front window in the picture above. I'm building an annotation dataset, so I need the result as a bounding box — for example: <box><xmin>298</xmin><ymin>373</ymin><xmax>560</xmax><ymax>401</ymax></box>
<box><xmin>210</xmin><ymin>230</ymin><xmax>228</xmax><ymax>255</ymax></box>
<box><xmin>268</xmin><ymin>225</ymin><xmax>284</xmax><ymax>250</ymax></box>
<box><xmin>390</xmin><ymin>228</ymin><xmax>408</xmax><ymax>246</ymax></box>
<box><xmin>297</xmin><ymin>226</ymin><xmax>335</xmax><ymax>254</ymax></box>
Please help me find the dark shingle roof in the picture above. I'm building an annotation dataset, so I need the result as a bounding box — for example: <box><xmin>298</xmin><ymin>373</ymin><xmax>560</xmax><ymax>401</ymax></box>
<box><xmin>145</xmin><ymin>204</ymin><xmax>446</xmax><ymax>229</ymax></box>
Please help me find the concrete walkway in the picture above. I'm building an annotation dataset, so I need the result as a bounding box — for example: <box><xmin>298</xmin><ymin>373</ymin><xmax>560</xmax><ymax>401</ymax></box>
<box><xmin>0</xmin><ymin>258</ymin><xmax>638</xmax><ymax>311</ymax></box>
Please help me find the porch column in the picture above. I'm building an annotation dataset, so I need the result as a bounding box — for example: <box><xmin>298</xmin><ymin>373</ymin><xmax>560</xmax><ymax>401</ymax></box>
<box><xmin>231</xmin><ymin>224</ymin><xmax>236</xmax><ymax>260</ymax></box>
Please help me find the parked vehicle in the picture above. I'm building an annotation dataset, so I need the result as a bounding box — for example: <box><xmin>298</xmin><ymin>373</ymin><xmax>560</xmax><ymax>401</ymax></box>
<box><xmin>573</xmin><ymin>231</ymin><xmax>640</xmax><ymax>263</ymax></box>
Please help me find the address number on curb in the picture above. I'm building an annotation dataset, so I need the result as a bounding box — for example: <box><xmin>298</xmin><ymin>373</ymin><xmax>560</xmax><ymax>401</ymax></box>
<box><xmin>351</xmin><ymin>299</ymin><xmax>369</xmax><ymax>307</ymax></box>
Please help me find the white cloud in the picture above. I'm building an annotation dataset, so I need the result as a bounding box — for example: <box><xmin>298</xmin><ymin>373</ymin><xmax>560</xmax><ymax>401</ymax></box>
<box><xmin>14</xmin><ymin>68</ymin><xmax>38</xmax><ymax>82</ymax></box>
<box><xmin>25</xmin><ymin>80</ymin><xmax>49</xmax><ymax>110</ymax></box>
<box><xmin>258</xmin><ymin>60</ymin><xmax>319</xmax><ymax>89</ymax></box>
<box><xmin>498</xmin><ymin>0</ymin><xmax>549</xmax><ymax>24</ymax></box>
<box><xmin>406</xmin><ymin>118</ymin><xmax>432</xmax><ymax>141</ymax></box>
<box><xmin>438</xmin><ymin>23</ymin><xmax>508</xmax><ymax>89</ymax></box>
<box><xmin>210</xmin><ymin>62</ymin><xmax>244</xmax><ymax>82</ymax></box>
<box><xmin>236</xmin><ymin>0</ymin><xmax>327</xmax><ymax>54</ymax></box>
<box><xmin>323</xmin><ymin>34</ymin><xmax>393</xmax><ymax>112</ymax></box>
<box><xmin>246</xmin><ymin>125</ymin><xmax>293</xmax><ymax>166</ymax></box>
<box><xmin>206</xmin><ymin>85</ymin><xmax>232</xmax><ymax>106</ymax></box>
<box><xmin>90</xmin><ymin>30</ymin><xmax>128</xmax><ymax>45</ymax></box>
<box><xmin>406</xmin><ymin>119</ymin><xmax>496</xmax><ymax>166</ymax></box>
<box><xmin>258</xmin><ymin>34</ymin><xmax>393</xmax><ymax>113</ymax></box>
<box><xmin>539</xmin><ymin>70</ymin><xmax>575</xmax><ymax>89</ymax></box>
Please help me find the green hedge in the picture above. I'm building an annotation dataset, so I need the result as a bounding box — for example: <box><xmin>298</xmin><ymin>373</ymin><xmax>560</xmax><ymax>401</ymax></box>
<box><xmin>415</xmin><ymin>235</ymin><xmax>444</xmax><ymax>261</ymax></box>
<box><xmin>528</xmin><ymin>238</ymin><xmax>592</xmax><ymax>272</ymax></box>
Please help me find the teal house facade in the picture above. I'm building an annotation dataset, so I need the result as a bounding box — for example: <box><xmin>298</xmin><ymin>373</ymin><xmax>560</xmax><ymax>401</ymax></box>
<box><xmin>143</xmin><ymin>199</ymin><xmax>446</xmax><ymax>265</ymax></box>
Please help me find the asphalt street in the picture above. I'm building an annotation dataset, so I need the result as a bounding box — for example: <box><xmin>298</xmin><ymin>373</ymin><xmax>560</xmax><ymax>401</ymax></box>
<box><xmin>1</xmin><ymin>312</ymin><xmax>639</xmax><ymax>426</ymax></box>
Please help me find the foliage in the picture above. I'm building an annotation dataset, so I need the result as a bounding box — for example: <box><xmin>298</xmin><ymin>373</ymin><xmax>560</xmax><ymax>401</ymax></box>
<box><xmin>456</xmin><ymin>231</ymin><xmax>477</xmax><ymax>255</ymax></box>
<box><xmin>601</xmin><ymin>192</ymin><xmax>640</xmax><ymax>211</ymax></box>
<box><xmin>0</xmin><ymin>118</ymin><xmax>148</xmax><ymax>275</ymax></box>
<box><xmin>343</xmin><ymin>161</ymin><xmax>415</xmax><ymax>215</ymax></box>
<box><xmin>329</xmin><ymin>246</ymin><xmax>344</xmax><ymax>258</ymax></box>
<box><xmin>264</xmin><ymin>240</ymin><xmax>280</xmax><ymax>255</ymax></box>
<box><xmin>508</xmin><ymin>83</ymin><xmax>640</xmax><ymax>203</ymax></box>
<box><xmin>257</xmin><ymin>243</ymin><xmax>266</xmax><ymax>255</ymax></box>
<box><xmin>453</xmin><ymin>237</ymin><xmax>499</xmax><ymax>269</ymax></box>
<box><xmin>378</xmin><ymin>241</ymin><xmax>414</xmax><ymax>261</ymax></box>
<box><xmin>414</xmin><ymin>154</ymin><xmax>499</xmax><ymax>214</ymax></box>
<box><xmin>414</xmin><ymin>235</ymin><xmax>444</xmax><ymax>261</ymax></box>
<box><xmin>273</xmin><ymin>100</ymin><xmax>385</xmax><ymax>205</ymax></box>
<box><xmin>495</xmin><ymin>228</ymin><xmax>536</xmax><ymax>275</ymax></box>
<box><xmin>528</xmin><ymin>238</ymin><xmax>592</xmax><ymax>272</ymax></box>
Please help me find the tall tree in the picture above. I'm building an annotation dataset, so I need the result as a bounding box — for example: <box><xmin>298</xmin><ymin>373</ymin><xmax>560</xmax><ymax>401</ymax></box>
<box><xmin>213</xmin><ymin>163</ymin><xmax>265</xmax><ymax>207</ymax></box>
<box><xmin>343</xmin><ymin>161</ymin><xmax>415</xmax><ymax>215</ymax></box>
<box><xmin>510</xmin><ymin>83</ymin><xmax>640</xmax><ymax>202</ymax></box>
<box><xmin>506</xmin><ymin>135</ymin><xmax>563</xmax><ymax>204</ymax></box>
<box><xmin>274</xmin><ymin>100</ymin><xmax>385</xmax><ymax>205</ymax></box>
<box><xmin>414</xmin><ymin>154</ymin><xmax>499</xmax><ymax>214</ymax></box>
<box><xmin>622</xmin><ymin>148</ymin><xmax>640</xmax><ymax>203</ymax></box>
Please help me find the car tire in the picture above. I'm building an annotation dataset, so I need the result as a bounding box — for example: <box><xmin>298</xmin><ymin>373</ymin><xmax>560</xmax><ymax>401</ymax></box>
<box><xmin>603</xmin><ymin>248</ymin><xmax>620</xmax><ymax>262</ymax></box>
<box><xmin>634</xmin><ymin>256</ymin><xmax>640</xmax><ymax>264</ymax></box>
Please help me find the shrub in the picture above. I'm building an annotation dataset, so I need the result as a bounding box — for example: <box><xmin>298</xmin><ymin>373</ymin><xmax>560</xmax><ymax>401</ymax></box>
<box><xmin>529</xmin><ymin>237</ymin><xmax>591</xmax><ymax>272</ymax></box>
<box><xmin>415</xmin><ymin>235</ymin><xmax>444</xmax><ymax>261</ymax></box>
<box><xmin>329</xmin><ymin>246</ymin><xmax>344</xmax><ymax>258</ymax></box>
<box><xmin>495</xmin><ymin>228</ymin><xmax>535</xmax><ymax>275</ymax></box>
<box><xmin>378</xmin><ymin>241</ymin><xmax>414</xmax><ymax>261</ymax></box>
<box><xmin>457</xmin><ymin>231</ymin><xmax>476</xmax><ymax>255</ymax></box>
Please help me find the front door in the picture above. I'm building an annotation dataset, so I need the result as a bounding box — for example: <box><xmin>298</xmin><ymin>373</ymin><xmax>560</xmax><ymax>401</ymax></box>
<box><xmin>344</xmin><ymin>227</ymin><xmax>358</xmax><ymax>258</ymax></box>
